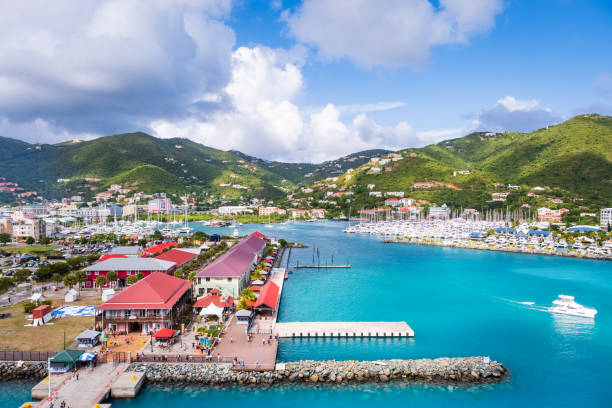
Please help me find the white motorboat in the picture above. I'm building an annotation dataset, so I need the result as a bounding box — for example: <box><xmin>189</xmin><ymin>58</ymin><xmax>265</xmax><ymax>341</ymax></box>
<box><xmin>232</xmin><ymin>228</ymin><xmax>239</xmax><ymax>238</ymax></box>
<box><xmin>549</xmin><ymin>295</ymin><xmax>597</xmax><ymax>318</ymax></box>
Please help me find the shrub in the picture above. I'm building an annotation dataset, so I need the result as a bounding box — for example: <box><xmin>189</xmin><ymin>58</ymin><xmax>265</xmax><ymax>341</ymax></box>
<box><xmin>23</xmin><ymin>301</ymin><xmax>36</xmax><ymax>313</ymax></box>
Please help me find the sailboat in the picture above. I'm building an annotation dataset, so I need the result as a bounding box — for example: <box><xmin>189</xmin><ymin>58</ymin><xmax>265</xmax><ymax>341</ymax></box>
<box><xmin>177</xmin><ymin>194</ymin><xmax>193</xmax><ymax>234</ymax></box>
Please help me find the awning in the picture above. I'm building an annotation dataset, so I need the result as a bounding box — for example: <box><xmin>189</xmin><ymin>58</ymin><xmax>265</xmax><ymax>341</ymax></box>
<box><xmin>51</xmin><ymin>349</ymin><xmax>84</xmax><ymax>364</ymax></box>
<box><xmin>199</xmin><ymin>303</ymin><xmax>224</xmax><ymax>317</ymax></box>
<box><xmin>78</xmin><ymin>352</ymin><xmax>97</xmax><ymax>361</ymax></box>
<box><xmin>153</xmin><ymin>328</ymin><xmax>175</xmax><ymax>338</ymax></box>
<box><xmin>75</xmin><ymin>330</ymin><xmax>101</xmax><ymax>341</ymax></box>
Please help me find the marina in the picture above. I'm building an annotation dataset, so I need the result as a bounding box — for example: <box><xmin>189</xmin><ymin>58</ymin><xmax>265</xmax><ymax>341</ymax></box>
<box><xmin>274</xmin><ymin>322</ymin><xmax>414</xmax><ymax>338</ymax></box>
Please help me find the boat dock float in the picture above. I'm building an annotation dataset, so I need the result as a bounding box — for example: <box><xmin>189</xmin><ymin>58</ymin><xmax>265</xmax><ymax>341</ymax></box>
<box><xmin>293</xmin><ymin>265</ymin><xmax>351</xmax><ymax>269</ymax></box>
<box><xmin>274</xmin><ymin>322</ymin><xmax>414</xmax><ymax>337</ymax></box>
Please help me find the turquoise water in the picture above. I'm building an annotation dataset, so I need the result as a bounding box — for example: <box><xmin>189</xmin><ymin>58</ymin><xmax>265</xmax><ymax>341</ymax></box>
<box><xmin>0</xmin><ymin>381</ymin><xmax>36</xmax><ymax>407</ymax></box>
<box><xmin>9</xmin><ymin>221</ymin><xmax>612</xmax><ymax>407</ymax></box>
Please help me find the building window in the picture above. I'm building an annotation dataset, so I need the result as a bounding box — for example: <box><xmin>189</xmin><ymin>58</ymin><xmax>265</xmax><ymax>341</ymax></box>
<box><xmin>198</xmin><ymin>278</ymin><xmax>201</xmax><ymax>284</ymax></box>
<box><xmin>227</xmin><ymin>278</ymin><xmax>232</xmax><ymax>282</ymax></box>
<box><xmin>152</xmin><ymin>309</ymin><xmax>160</xmax><ymax>317</ymax></box>
<box><xmin>205</xmin><ymin>277</ymin><xmax>210</xmax><ymax>282</ymax></box>
<box><xmin>139</xmin><ymin>310</ymin><xmax>146</xmax><ymax>317</ymax></box>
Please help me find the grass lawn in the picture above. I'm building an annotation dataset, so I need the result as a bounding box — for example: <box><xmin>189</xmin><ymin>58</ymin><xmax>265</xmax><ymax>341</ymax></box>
<box><xmin>0</xmin><ymin>298</ymin><xmax>101</xmax><ymax>351</ymax></box>
<box><xmin>1</xmin><ymin>245</ymin><xmax>60</xmax><ymax>255</ymax></box>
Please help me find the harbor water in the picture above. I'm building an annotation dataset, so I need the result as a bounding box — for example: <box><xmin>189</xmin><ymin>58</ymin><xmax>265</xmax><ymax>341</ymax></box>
<box><xmin>13</xmin><ymin>221</ymin><xmax>612</xmax><ymax>407</ymax></box>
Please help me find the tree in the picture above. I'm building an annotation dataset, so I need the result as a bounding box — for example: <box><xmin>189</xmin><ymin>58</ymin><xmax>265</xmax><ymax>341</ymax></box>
<box><xmin>25</xmin><ymin>236</ymin><xmax>35</xmax><ymax>245</ymax></box>
<box><xmin>13</xmin><ymin>269</ymin><xmax>31</xmax><ymax>283</ymax></box>
<box><xmin>188</xmin><ymin>271</ymin><xmax>197</xmax><ymax>283</ymax></box>
<box><xmin>51</xmin><ymin>273</ymin><xmax>63</xmax><ymax>286</ymax></box>
<box><xmin>63</xmin><ymin>274</ymin><xmax>77</xmax><ymax>288</ymax></box>
<box><xmin>74</xmin><ymin>271</ymin><xmax>87</xmax><ymax>293</ymax></box>
<box><xmin>137</xmin><ymin>272</ymin><xmax>145</xmax><ymax>281</ymax></box>
<box><xmin>106</xmin><ymin>271</ymin><xmax>118</xmax><ymax>287</ymax></box>
<box><xmin>95</xmin><ymin>275</ymin><xmax>107</xmax><ymax>294</ymax></box>
<box><xmin>173</xmin><ymin>269</ymin><xmax>184</xmax><ymax>278</ymax></box>
<box><xmin>126</xmin><ymin>275</ymin><xmax>138</xmax><ymax>285</ymax></box>
<box><xmin>0</xmin><ymin>233</ymin><xmax>11</xmax><ymax>246</ymax></box>
<box><xmin>278</xmin><ymin>239</ymin><xmax>288</xmax><ymax>248</ymax></box>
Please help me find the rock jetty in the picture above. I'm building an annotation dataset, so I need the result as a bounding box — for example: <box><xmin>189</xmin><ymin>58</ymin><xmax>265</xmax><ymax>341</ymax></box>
<box><xmin>0</xmin><ymin>361</ymin><xmax>46</xmax><ymax>381</ymax></box>
<box><xmin>128</xmin><ymin>357</ymin><xmax>507</xmax><ymax>385</ymax></box>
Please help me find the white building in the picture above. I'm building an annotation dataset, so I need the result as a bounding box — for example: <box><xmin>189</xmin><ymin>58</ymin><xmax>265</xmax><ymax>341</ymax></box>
<box><xmin>601</xmin><ymin>208</ymin><xmax>612</xmax><ymax>231</ymax></box>
<box><xmin>217</xmin><ymin>206</ymin><xmax>251</xmax><ymax>215</ymax></box>
<box><xmin>428</xmin><ymin>204</ymin><xmax>451</xmax><ymax>219</ymax></box>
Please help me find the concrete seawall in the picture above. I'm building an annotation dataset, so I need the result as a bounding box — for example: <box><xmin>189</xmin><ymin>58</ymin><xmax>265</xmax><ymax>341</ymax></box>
<box><xmin>128</xmin><ymin>357</ymin><xmax>507</xmax><ymax>385</ymax></box>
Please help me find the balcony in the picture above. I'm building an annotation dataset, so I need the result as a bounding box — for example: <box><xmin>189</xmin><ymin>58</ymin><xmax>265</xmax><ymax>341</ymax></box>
<box><xmin>96</xmin><ymin>315</ymin><xmax>170</xmax><ymax>323</ymax></box>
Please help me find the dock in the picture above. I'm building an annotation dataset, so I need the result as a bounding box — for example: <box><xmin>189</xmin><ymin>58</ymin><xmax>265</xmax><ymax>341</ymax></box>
<box><xmin>31</xmin><ymin>362</ymin><xmax>129</xmax><ymax>408</ymax></box>
<box><xmin>274</xmin><ymin>322</ymin><xmax>414</xmax><ymax>338</ymax></box>
<box><xmin>293</xmin><ymin>265</ymin><xmax>351</xmax><ymax>269</ymax></box>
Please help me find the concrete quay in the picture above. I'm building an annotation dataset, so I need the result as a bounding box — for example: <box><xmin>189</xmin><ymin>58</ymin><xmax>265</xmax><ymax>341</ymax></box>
<box><xmin>274</xmin><ymin>321</ymin><xmax>415</xmax><ymax>338</ymax></box>
<box><xmin>30</xmin><ymin>363</ymin><xmax>129</xmax><ymax>408</ymax></box>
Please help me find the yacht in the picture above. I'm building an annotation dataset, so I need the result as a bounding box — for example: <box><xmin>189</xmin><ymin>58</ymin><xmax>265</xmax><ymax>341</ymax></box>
<box><xmin>549</xmin><ymin>295</ymin><xmax>597</xmax><ymax>318</ymax></box>
<box><xmin>232</xmin><ymin>228</ymin><xmax>240</xmax><ymax>238</ymax></box>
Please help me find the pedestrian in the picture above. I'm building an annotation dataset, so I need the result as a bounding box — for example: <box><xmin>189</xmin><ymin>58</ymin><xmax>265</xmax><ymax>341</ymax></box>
<box><xmin>262</xmin><ymin>338</ymin><xmax>265</xmax><ymax>346</ymax></box>
<box><xmin>230</xmin><ymin>336</ymin><xmax>233</xmax><ymax>343</ymax></box>
<box><xmin>76</xmin><ymin>372</ymin><xmax>79</xmax><ymax>381</ymax></box>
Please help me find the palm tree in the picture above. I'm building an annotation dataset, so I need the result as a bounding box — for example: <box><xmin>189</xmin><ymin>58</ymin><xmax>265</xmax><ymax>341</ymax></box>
<box><xmin>74</xmin><ymin>271</ymin><xmax>87</xmax><ymax>294</ymax></box>
<box><xmin>106</xmin><ymin>271</ymin><xmax>118</xmax><ymax>288</ymax></box>
<box><xmin>63</xmin><ymin>274</ymin><xmax>77</xmax><ymax>288</ymax></box>
<box><xmin>95</xmin><ymin>276</ymin><xmax>107</xmax><ymax>295</ymax></box>
<box><xmin>136</xmin><ymin>272</ymin><xmax>144</xmax><ymax>281</ymax></box>
<box><xmin>126</xmin><ymin>275</ymin><xmax>138</xmax><ymax>285</ymax></box>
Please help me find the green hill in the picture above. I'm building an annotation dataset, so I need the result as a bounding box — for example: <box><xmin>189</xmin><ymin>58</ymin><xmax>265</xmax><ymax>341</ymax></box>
<box><xmin>0</xmin><ymin>114</ymin><xmax>609</xmax><ymax>208</ymax></box>
<box><xmin>305</xmin><ymin>114</ymin><xmax>611</xmax><ymax>211</ymax></box>
<box><xmin>0</xmin><ymin>132</ymin><xmax>294</xmax><ymax>200</ymax></box>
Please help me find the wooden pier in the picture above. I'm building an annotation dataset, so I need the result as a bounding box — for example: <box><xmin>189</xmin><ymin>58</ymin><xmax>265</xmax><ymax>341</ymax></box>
<box><xmin>274</xmin><ymin>321</ymin><xmax>414</xmax><ymax>338</ymax></box>
<box><xmin>293</xmin><ymin>264</ymin><xmax>351</xmax><ymax>269</ymax></box>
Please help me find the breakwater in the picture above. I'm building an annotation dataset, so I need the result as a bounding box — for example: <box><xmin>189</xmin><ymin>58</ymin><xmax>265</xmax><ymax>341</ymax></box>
<box><xmin>0</xmin><ymin>362</ymin><xmax>46</xmax><ymax>381</ymax></box>
<box><xmin>128</xmin><ymin>357</ymin><xmax>507</xmax><ymax>385</ymax></box>
<box><xmin>383</xmin><ymin>239</ymin><xmax>611</xmax><ymax>261</ymax></box>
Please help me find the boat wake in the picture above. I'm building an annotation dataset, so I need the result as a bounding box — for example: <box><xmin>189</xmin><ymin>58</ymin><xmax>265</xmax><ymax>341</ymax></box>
<box><xmin>497</xmin><ymin>297</ymin><xmax>546</xmax><ymax>312</ymax></box>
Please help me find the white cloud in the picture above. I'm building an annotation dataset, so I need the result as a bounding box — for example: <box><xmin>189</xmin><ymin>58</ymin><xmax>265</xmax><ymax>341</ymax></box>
<box><xmin>0</xmin><ymin>0</ymin><xmax>235</xmax><ymax>136</ymax></box>
<box><xmin>283</xmin><ymin>0</ymin><xmax>503</xmax><ymax>68</ymax></box>
<box><xmin>151</xmin><ymin>45</ymin><xmax>441</xmax><ymax>162</ymax></box>
<box><xmin>473</xmin><ymin>96</ymin><xmax>564</xmax><ymax>132</ymax></box>
<box><xmin>0</xmin><ymin>117</ymin><xmax>98</xmax><ymax>144</ymax></box>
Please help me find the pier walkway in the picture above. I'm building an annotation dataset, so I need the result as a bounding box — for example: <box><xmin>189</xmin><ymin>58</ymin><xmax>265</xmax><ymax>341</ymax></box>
<box><xmin>32</xmin><ymin>362</ymin><xmax>128</xmax><ymax>408</ymax></box>
<box><xmin>274</xmin><ymin>321</ymin><xmax>414</xmax><ymax>338</ymax></box>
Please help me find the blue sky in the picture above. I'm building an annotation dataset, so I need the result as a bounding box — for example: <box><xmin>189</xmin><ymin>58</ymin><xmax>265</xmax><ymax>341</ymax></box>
<box><xmin>0</xmin><ymin>0</ymin><xmax>610</xmax><ymax>162</ymax></box>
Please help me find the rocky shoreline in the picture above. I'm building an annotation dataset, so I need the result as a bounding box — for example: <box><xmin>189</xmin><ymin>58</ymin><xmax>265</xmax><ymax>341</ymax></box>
<box><xmin>0</xmin><ymin>361</ymin><xmax>46</xmax><ymax>381</ymax></box>
<box><xmin>128</xmin><ymin>357</ymin><xmax>507</xmax><ymax>385</ymax></box>
<box><xmin>383</xmin><ymin>239</ymin><xmax>611</xmax><ymax>261</ymax></box>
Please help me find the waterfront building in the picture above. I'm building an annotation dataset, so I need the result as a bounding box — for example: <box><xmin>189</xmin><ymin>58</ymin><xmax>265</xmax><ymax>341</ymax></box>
<box><xmin>155</xmin><ymin>248</ymin><xmax>199</xmax><ymax>269</ymax></box>
<box><xmin>291</xmin><ymin>209</ymin><xmax>309</xmax><ymax>218</ymax></box>
<box><xmin>195</xmin><ymin>233</ymin><xmax>266</xmax><ymax>297</ymax></box>
<box><xmin>83</xmin><ymin>257</ymin><xmax>175</xmax><ymax>288</ymax></box>
<box><xmin>109</xmin><ymin>246</ymin><xmax>141</xmax><ymax>256</ymax></box>
<box><xmin>385</xmin><ymin>198</ymin><xmax>400</xmax><ymax>207</ymax></box>
<box><xmin>537</xmin><ymin>207</ymin><xmax>563</xmax><ymax>222</ymax></box>
<box><xmin>144</xmin><ymin>242</ymin><xmax>177</xmax><ymax>256</ymax></box>
<box><xmin>148</xmin><ymin>198</ymin><xmax>173</xmax><ymax>213</ymax></box>
<box><xmin>310</xmin><ymin>209</ymin><xmax>326</xmax><ymax>218</ymax></box>
<box><xmin>601</xmin><ymin>208</ymin><xmax>612</xmax><ymax>231</ymax></box>
<box><xmin>95</xmin><ymin>273</ymin><xmax>192</xmax><ymax>334</ymax></box>
<box><xmin>428</xmin><ymin>204</ymin><xmax>451</xmax><ymax>219</ymax></box>
<box><xmin>217</xmin><ymin>205</ymin><xmax>251</xmax><ymax>215</ymax></box>
<box><xmin>11</xmin><ymin>217</ymin><xmax>44</xmax><ymax>241</ymax></box>
<box><xmin>258</xmin><ymin>206</ymin><xmax>286</xmax><ymax>216</ymax></box>
<box><xmin>254</xmin><ymin>280</ymin><xmax>280</xmax><ymax>315</ymax></box>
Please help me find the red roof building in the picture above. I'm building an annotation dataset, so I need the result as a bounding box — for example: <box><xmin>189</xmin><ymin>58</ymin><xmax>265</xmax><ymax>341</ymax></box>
<box><xmin>193</xmin><ymin>294</ymin><xmax>234</xmax><ymax>309</ymax></box>
<box><xmin>154</xmin><ymin>249</ymin><xmax>198</xmax><ymax>269</ymax></box>
<box><xmin>95</xmin><ymin>273</ymin><xmax>192</xmax><ymax>334</ymax></box>
<box><xmin>254</xmin><ymin>281</ymin><xmax>280</xmax><ymax>312</ymax></box>
<box><xmin>98</xmin><ymin>254</ymin><xmax>128</xmax><ymax>262</ymax></box>
<box><xmin>250</xmin><ymin>231</ymin><xmax>267</xmax><ymax>239</ymax></box>
<box><xmin>144</xmin><ymin>242</ymin><xmax>178</xmax><ymax>256</ymax></box>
